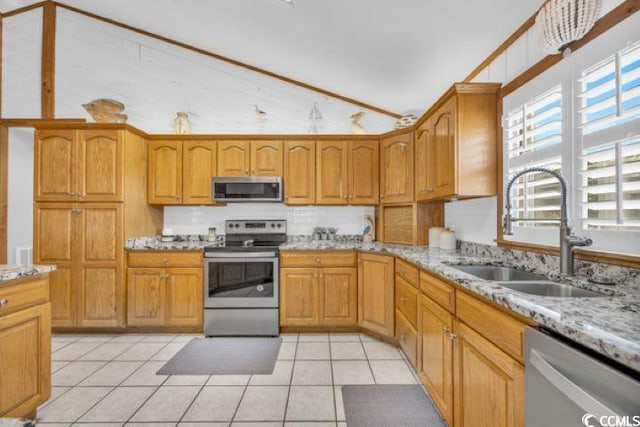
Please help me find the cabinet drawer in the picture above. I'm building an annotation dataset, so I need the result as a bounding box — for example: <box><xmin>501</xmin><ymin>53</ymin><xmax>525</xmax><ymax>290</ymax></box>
<box><xmin>127</xmin><ymin>251</ymin><xmax>202</xmax><ymax>268</ymax></box>
<box><xmin>420</xmin><ymin>271</ymin><xmax>455</xmax><ymax>313</ymax></box>
<box><xmin>456</xmin><ymin>291</ymin><xmax>527</xmax><ymax>363</ymax></box>
<box><xmin>0</xmin><ymin>278</ymin><xmax>49</xmax><ymax>316</ymax></box>
<box><xmin>395</xmin><ymin>259</ymin><xmax>418</xmax><ymax>288</ymax></box>
<box><xmin>395</xmin><ymin>276</ymin><xmax>418</xmax><ymax>328</ymax></box>
<box><xmin>280</xmin><ymin>251</ymin><xmax>357</xmax><ymax>267</ymax></box>
<box><xmin>395</xmin><ymin>310</ymin><xmax>417</xmax><ymax>368</ymax></box>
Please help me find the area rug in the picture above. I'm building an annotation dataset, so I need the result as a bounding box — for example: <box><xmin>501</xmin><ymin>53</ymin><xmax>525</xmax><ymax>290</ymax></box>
<box><xmin>157</xmin><ymin>337</ymin><xmax>282</xmax><ymax>375</ymax></box>
<box><xmin>342</xmin><ymin>384</ymin><xmax>446</xmax><ymax>427</ymax></box>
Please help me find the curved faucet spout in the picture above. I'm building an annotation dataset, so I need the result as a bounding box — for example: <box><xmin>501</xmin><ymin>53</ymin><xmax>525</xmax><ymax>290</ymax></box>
<box><xmin>502</xmin><ymin>166</ymin><xmax>592</xmax><ymax>276</ymax></box>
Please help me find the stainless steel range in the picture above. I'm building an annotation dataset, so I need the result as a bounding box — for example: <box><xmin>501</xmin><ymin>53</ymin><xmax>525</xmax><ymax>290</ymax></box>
<box><xmin>203</xmin><ymin>219</ymin><xmax>286</xmax><ymax>336</ymax></box>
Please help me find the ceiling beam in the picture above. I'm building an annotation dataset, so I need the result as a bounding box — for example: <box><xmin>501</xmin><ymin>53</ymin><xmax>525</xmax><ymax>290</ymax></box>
<box><xmin>41</xmin><ymin>0</ymin><xmax>55</xmax><ymax>118</ymax></box>
<box><xmin>53</xmin><ymin>2</ymin><xmax>402</xmax><ymax>119</ymax></box>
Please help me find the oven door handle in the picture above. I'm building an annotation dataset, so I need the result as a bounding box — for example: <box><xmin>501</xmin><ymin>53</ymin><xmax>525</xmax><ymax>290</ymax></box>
<box><xmin>204</xmin><ymin>253</ymin><xmax>278</xmax><ymax>259</ymax></box>
<box><xmin>529</xmin><ymin>349</ymin><xmax>620</xmax><ymax>419</ymax></box>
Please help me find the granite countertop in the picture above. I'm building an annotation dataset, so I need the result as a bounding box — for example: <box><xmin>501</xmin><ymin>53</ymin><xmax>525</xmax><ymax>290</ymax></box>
<box><xmin>0</xmin><ymin>264</ymin><xmax>57</xmax><ymax>282</ymax></box>
<box><xmin>127</xmin><ymin>236</ymin><xmax>640</xmax><ymax>372</ymax></box>
<box><xmin>126</xmin><ymin>236</ymin><xmax>219</xmax><ymax>251</ymax></box>
<box><xmin>281</xmin><ymin>240</ymin><xmax>640</xmax><ymax>373</ymax></box>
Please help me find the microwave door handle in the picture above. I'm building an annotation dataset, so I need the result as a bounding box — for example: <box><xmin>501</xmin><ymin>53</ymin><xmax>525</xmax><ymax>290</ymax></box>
<box><xmin>529</xmin><ymin>349</ymin><xmax>620</xmax><ymax>419</ymax></box>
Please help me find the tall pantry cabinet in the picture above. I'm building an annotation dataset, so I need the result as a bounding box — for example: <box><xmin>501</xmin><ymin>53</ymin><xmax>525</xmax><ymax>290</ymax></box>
<box><xmin>34</xmin><ymin>126</ymin><xmax>162</xmax><ymax>329</ymax></box>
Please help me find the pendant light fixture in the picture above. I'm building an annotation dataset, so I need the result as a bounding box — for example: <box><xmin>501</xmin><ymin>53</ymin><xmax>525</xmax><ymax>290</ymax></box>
<box><xmin>536</xmin><ymin>0</ymin><xmax>603</xmax><ymax>54</ymax></box>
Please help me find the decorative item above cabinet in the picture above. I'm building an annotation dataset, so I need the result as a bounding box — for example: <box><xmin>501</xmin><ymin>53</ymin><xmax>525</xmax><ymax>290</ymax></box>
<box><xmin>415</xmin><ymin>83</ymin><xmax>500</xmax><ymax>202</ymax></box>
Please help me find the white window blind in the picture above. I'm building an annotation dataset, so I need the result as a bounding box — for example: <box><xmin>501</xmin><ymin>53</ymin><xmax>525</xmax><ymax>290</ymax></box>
<box><xmin>505</xmin><ymin>85</ymin><xmax>563</xmax><ymax>228</ymax></box>
<box><xmin>579</xmin><ymin>42</ymin><xmax>640</xmax><ymax>232</ymax></box>
<box><xmin>580</xmin><ymin>41</ymin><xmax>640</xmax><ymax>135</ymax></box>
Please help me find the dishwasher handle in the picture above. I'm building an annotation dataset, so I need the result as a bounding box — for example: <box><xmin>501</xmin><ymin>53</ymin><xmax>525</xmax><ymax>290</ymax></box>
<box><xmin>529</xmin><ymin>349</ymin><xmax>620</xmax><ymax>420</ymax></box>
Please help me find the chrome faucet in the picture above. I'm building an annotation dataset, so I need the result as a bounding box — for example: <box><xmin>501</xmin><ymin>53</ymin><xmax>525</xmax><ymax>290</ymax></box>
<box><xmin>502</xmin><ymin>167</ymin><xmax>593</xmax><ymax>276</ymax></box>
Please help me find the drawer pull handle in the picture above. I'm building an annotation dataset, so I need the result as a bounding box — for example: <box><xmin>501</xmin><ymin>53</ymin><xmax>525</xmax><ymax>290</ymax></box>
<box><xmin>0</xmin><ymin>299</ymin><xmax>8</xmax><ymax>307</ymax></box>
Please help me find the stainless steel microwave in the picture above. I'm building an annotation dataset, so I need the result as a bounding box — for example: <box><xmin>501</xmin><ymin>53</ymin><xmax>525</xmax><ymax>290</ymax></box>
<box><xmin>212</xmin><ymin>176</ymin><xmax>283</xmax><ymax>202</ymax></box>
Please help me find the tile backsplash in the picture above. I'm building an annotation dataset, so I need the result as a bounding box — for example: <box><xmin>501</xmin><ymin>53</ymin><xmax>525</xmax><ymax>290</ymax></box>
<box><xmin>163</xmin><ymin>204</ymin><xmax>374</xmax><ymax>236</ymax></box>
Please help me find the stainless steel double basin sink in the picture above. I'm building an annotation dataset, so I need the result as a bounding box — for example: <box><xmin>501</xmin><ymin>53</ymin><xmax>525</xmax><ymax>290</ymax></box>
<box><xmin>450</xmin><ymin>265</ymin><xmax>604</xmax><ymax>298</ymax></box>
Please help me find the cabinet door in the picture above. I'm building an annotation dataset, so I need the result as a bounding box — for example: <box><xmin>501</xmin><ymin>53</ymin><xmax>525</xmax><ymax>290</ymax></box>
<box><xmin>316</xmin><ymin>141</ymin><xmax>348</xmax><ymax>205</ymax></box>
<box><xmin>280</xmin><ymin>268</ymin><xmax>318</xmax><ymax>326</ymax></box>
<box><xmin>433</xmin><ymin>99</ymin><xmax>456</xmax><ymax>199</ymax></box>
<box><xmin>319</xmin><ymin>267</ymin><xmax>357</xmax><ymax>326</ymax></box>
<box><xmin>127</xmin><ymin>268</ymin><xmax>166</xmax><ymax>326</ymax></box>
<box><xmin>148</xmin><ymin>140</ymin><xmax>182</xmax><ymax>204</ymax></box>
<box><xmin>0</xmin><ymin>303</ymin><xmax>51</xmax><ymax>417</ymax></box>
<box><xmin>34</xmin><ymin>130</ymin><xmax>77</xmax><ymax>201</ymax></box>
<box><xmin>251</xmin><ymin>140</ymin><xmax>283</xmax><ymax>176</ymax></box>
<box><xmin>283</xmin><ymin>141</ymin><xmax>316</xmax><ymax>205</ymax></box>
<box><xmin>348</xmin><ymin>140</ymin><xmax>379</xmax><ymax>204</ymax></box>
<box><xmin>415</xmin><ymin>120</ymin><xmax>436</xmax><ymax>201</ymax></box>
<box><xmin>76</xmin><ymin>204</ymin><xmax>123</xmax><ymax>327</ymax></box>
<box><xmin>380</xmin><ymin>133</ymin><xmax>414</xmax><ymax>203</ymax></box>
<box><xmin>357</xmin><ymin>254</ymin><xmax>394</xmax><ymax>336</ymax></box>
<box><xmin>218</xmin><ymin>140</ymin><xmax>250</xmax><ymax>176</ymax></box>
<box><xmin>166</xmin><ymin>268</ymin><xmax>203</xmax><ymax>327</ymax></box>
<box><xmin>34</xmin><ymin>203</ymin><xmax>75</xmax><ymax>327</ymax></box>
<box><xmin>419</xmin><ymin>295</ymin><xmax>454</xmax><ymax>425</ymax></box>
<box><xmin>77</xmin><ymin>130</ymin><xmax>122</xmax><ymax>202</ymax></box>
<box><xmin>453</xmin><ymin>320</ymin><xmax>525</xmax><ymax>427</ymax></box>
<box><xmin>183</xmin><ymin>140</ymin><xmax>216</xmax><ymax>205</ymax></box>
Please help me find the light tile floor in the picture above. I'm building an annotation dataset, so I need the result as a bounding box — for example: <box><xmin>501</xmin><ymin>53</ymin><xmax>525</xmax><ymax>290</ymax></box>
<box><xmin>38</xmin><ymin>332</ymin><xmax>422</xmax><ymax>427</ymax></box>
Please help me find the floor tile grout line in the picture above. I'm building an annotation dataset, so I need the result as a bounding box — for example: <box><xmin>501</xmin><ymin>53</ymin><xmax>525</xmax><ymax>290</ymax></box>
<box><xmin>280</xmin><ymin>333</ymin><xmax>298</xmax><ymax>425</ymax></box>
<box><xmin>175</xmin><ymin>375</ymin><xmax>211</xmax><ymax>424</ymax></box>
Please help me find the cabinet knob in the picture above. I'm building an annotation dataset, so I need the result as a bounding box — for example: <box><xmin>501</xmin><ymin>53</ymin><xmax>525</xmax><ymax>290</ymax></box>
<box><xmin>0</xmin><ymin>299</ymin><xmax>8</xmax><ymax>307</ymax></box>
<box><xmin>162</xmin><ymin>258</ymin><xmax>168</xmax><ymax>264</ymax></box>
<box><xmin>448</xmin><ymin>333</ymin><xmax>458</xmax><ymax>341</ymax></box>
<box><xmin>443</xmin><ymin>326</ymin><xmax>450</xmax><ymax>335</ymax></box>
<box><xmin>245</xmin><ymin>169</ymin><xmax>249</xmax><ymax>174</ymax></box>
<box><xmin>401</xmin><ymin>296</ymin><xmax>408</xmax><ymax>303</ymax></box>
<box><xmin>314</xmin><ymin>274</ymin><xmax>319</xmax><ymax>279</ymax></box>
<box><xmin>315</xmin><ymin>258</ymin><xmax>321</xmax><ymax>263</ymax></box>
<box><xmin>319</xmin><ymin>274</ymin><xmax>323</xmax><ymax>279</ymax></box>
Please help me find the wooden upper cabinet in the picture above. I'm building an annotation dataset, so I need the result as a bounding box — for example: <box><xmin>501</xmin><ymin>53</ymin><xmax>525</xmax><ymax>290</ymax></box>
<box><xmin>416</xmin><ymin>83</ymin><xmax>500</xmax><ymax>201</ymax></box>
<box><xmin>148</xmin><ymin>140</ymin><xmax>182</xmax><ymax>204</ymax></box>
<box><xmin>35</xmin><ymin>130</ymin><xmax>76</xmax><ymax>201</ymax></box>
<box><xmin>183</xmin><ymin>140</ymin><xmax>216</xmax><ymax>205</ymax></box>
<box><xmin>433</xmin><ymin>98</ymin><xmax>456</xmax><ymax>199</ymax></box>
<box><xmin>77</xmin><ymin>130</ymin><xmax>122</xmax><ymax>202</ymax></box>
<box><xmin>380</xmin><ymin>132</ymin><xmax>414</xmax><ymax>204</ymax></box>
<box><xmin>284</xmin><ymin>140</ymin><xmax>316</xmax><ymax>205</ymax></box>
<box><xmin>251</xmin><ymin>140</ymin><xmax>283</xmax><ymax>176</ymax></box>
<box><xmin>415</xmin><ymin>119</ymin><xmax>435</xmax><ymax>200</ymax></box>
<box><xmin>358</xmin><ymin>253</ymin><xmax>394</xmax><ymax>337</ymax></box>
<box><xmin>348</xmin><ymin>140</ymin><xmax>379</xmax><ymax>204</ymax></box>
<box><xmin>35</xmin><ymin>129</ymin><xmax>124</xmax><ymax>202</ymax></box>
<box><xmin>316</xmin><ymin>141</ymin><xmax>348</xmax><ymax>204</ymax></box>
<box><xmin>218</xmin><ymin>140</ymin><xmax>250</xmax><ymax>176</ymax></box>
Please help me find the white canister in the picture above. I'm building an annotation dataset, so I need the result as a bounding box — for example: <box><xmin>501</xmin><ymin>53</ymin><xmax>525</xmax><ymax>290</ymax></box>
<box><xmin>439</xmin><ymin>229</ymin><xmax>457</xmax><ymax>251</ymax></box>
<box><xmin>428</xmin><ymin>227</ymin><xmax>444</xmax><ymax>248</ymax></box>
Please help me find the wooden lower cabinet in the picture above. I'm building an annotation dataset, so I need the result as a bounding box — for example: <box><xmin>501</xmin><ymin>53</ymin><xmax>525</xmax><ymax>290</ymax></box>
<box><xmin>395</xmin><ymin>309</ymin><xmax>417</xmax><ymax>367</ymax></box>
<box><xmin>127</xmin><ymin>267</ymin><xmax>202</xmax><ymax>328</ymax></box>
<box><xmin>419</xmin><ymin>295</ymin><xmax>454</xmax><ymax>425</ymax></box>
<box><xmin>453</xmin><ymin>320</ymin><xmax>525</xmax><ymax>427</ymax></box>
<box><xmin>358</xmin><ymin>253</ymin><xmax>394</xmax><ymax>336</ymax></box>
<box><xmin>280</xmin><ymin>267</ymin><xmax>357</xmax><ymax>327</ymax></box>
<box><xmin>0</xmin><ymin>276</ymin><xmax>51</xmax><ymax>418</ymax></box>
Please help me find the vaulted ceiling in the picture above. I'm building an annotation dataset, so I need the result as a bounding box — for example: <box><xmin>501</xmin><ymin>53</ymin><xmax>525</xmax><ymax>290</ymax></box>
<box><xmin>0</xmin><ymin>0</ymin><xmax>544</xmax><ymax>116</ymax></box>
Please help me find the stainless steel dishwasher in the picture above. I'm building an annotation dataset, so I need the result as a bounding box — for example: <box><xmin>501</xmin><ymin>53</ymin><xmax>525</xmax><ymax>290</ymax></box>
<box><xmin>526</xmin><ymin>327</ymin><xmax>640</xmax><ymax>426</ymax></box>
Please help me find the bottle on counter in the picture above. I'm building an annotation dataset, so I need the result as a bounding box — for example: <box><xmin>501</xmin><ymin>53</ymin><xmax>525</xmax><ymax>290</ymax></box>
<box><xmin>208</xmin><ymin>227</ymin><xmax>217</xmax><ymax>242</ymax></box>
<box><xmin>439</xmin><ymin>229</ymin><xmax>457</xmax><ymax>251</ymax></box>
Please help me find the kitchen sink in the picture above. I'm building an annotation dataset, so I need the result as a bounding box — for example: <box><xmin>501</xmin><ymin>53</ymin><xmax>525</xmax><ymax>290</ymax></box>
<box><xmin>497</xmin><ymin>281</ymin><xmax>605</xmax><ymax>297</ymax></box>
<box><xmin>450</xmin><ymin>265</ymin><xmax>547</xmax><ymax>282</ymax></box>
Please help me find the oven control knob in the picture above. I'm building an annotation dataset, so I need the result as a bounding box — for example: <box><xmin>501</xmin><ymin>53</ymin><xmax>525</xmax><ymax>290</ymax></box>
<box><xmin>271</xmin><ymin>224</ymin><xmax>275</xmax><ymax>228</ymax></box>
<box><xmin>277</xmin><ymin>224</ymin><xmax>282</xmax><ymax>228</ymax></box>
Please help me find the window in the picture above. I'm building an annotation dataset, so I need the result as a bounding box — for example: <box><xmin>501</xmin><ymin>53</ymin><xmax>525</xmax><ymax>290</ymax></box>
<box><xmin>502</xmin><ymin>27</ymin><xmax>640</xmax><ymax>254</ymax></box>
<box><xmin>505</xmin><ymin>86</ymin><xmax>563</xmax><ymax>227</ymax></box>
<box><xmin>579</xmin><ymin>42</ymin><xmax>640</xmax><ymax>232</ymax></box>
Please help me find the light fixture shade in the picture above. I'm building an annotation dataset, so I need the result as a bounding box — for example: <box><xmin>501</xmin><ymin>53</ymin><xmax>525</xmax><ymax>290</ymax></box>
<box><xmin>536</xmin><ymin>0</ymin><xmax>603</xmax><ymax>54</ymax></box>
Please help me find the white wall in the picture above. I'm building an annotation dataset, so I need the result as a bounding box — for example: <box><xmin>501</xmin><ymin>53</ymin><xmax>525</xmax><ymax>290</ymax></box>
<box><xmin>7</xmin><ymin>128</ymin><xmax>34</xmax><ymax>264</ymax></box>
<box><xmin>163</xmin><ymin>204</ymin><xmax>374</xmax><ymax>236</ymax></box>
<box><xmin>445</xmin><ymin>197</ymin><xmax>497</xmax><ymax>245</ymax></box>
